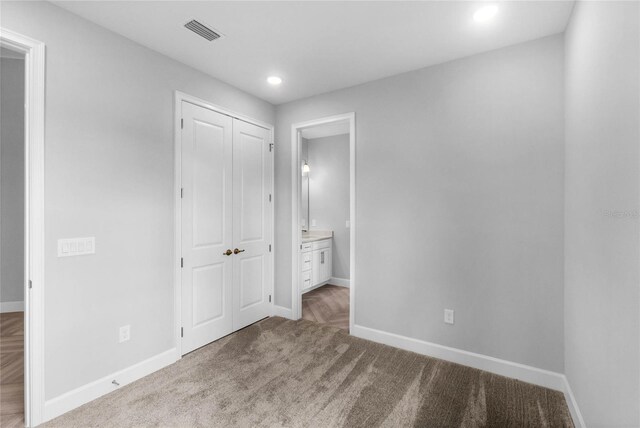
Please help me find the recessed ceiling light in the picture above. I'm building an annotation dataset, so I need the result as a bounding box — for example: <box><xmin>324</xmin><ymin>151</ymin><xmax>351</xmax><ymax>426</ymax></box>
<box><xmin>267</xmin><ymin>76</ymin><xmax>282</xmax><ymax>85</ymax></box>
<box><xmin>473</xmin><ymin>5</ymin><xmax>498</xmax><ymax>23</ymax></box>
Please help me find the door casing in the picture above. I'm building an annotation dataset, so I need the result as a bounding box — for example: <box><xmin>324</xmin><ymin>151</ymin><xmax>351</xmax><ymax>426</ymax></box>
<box><xmin>0</xmin><ymin>27</ymin><xmax>46</xmax><ymax>427</ymax></box>
<box><xmin>290</xmin><ymin>113</ymin><xmax>356</xmax><ymax>331</ymax></box>
<box><xmin>173</xmin><ymin>91</ymin><xmax>274</xmax><ymax>358</ymax></box>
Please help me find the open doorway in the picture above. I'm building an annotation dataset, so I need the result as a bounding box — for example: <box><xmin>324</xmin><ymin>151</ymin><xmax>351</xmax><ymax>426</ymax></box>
<box><xmin>291</xmin><ymin>114</ymin><xmax>355</xmax><ymax>333</ymax></box>
<box><xmin>0</xmin><ymin>45</ymin><xmax>26</xmax><ymax>427</ymax></box>
<box><xmin>0</xmin><ymin>28</ymin><xmax>45</xmax><ymax>427</ymax></box>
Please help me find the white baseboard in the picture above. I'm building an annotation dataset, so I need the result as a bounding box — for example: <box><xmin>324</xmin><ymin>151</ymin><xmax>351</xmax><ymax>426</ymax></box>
<box><xmin>43</xmin><ymin>348</ymin><xmax>178</xmax><ymax>423</ymax></box>
<box><xmin>351</xmin><ymin>324</ymin><xmax>565</xmax><ymax>391</ymax></box>
<box><xmin>352</xmin><ymin>324</ymin><xmax>587</xmax><ymax>426</ymax></box>
<box><xmin>561</xmin><ymin>375</ymin><xmax>586</xmax><ymax>428</ymax></box>
<box><xmin>329</xmin><ymin>277</ymin><xmax>350</xmax><ymax>288</ymax></box>
<box><xmin>272</xmin><ymin>304</ymin><xmax>293</xmax><ymax>319</ymax></box>
<box><xmin>0</xmin><ymin>300</ymin><xmax>24</xmax><ymax>313</ymax></box>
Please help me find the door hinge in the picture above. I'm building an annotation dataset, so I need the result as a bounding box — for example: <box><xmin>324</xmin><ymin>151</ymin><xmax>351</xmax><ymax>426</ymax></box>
<box><xmin>269</xmin><ymin>194</ymin><xmax>272</xmax><ymax>202</ymax></box>
<box><xmin>181</xmin><ymin>118</ymin><xmax>184</xmax><ymax>129</ymax></box>
<box><xmin>181</xmin><ymin>188</ymin><xmax>184</xmax><ymax>198</ymax></box>
<box><xmin>269</xmin><ymin>143</ymin><xmax>274</xmax><ymax>152</ymax></box>
<box><xmin>269</xmin><ymin>295</ymin><xmax>272</xmax><ymax>303</ymax></box>
<box><xmin>300</xmin><ymin>244</ymin><xmax>302</xmax><ymax>250</ymax></box>
<box><xmin>181</xmin><ymin>257</ymin><xmax>184</xmax><ymax>268</ymax></box>
<box><xmin>269</xmin><ymin>244</ymin><xmax>272</xmax><ymax>252</ymax></box>
<box><xmin>181</xmin><ymin>327</ymin><xmax>184</xmax><ymax>338</ymax></box>
<box><xmin>28</xmin><ymin>279</ymin><xmax>32</xmax><ymax>289</ymax></box>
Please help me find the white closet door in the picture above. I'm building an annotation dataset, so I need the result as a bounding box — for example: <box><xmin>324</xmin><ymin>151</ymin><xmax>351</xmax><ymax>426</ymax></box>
<box><xmin>232</xmin><ymin>119</ymin><xmax>272</xmax><ymax>330</ymax></box>
<box><xmin>181</xmin><ymin>101</ymin><xmax>233</xmax><ymax>354</ymax></box>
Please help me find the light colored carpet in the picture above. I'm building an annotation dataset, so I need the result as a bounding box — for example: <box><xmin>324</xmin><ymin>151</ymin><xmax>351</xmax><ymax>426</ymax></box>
<box><xmin>45</xmin><ymin>317</ymin><xmax>573</xmax><ymax>427</ymax></box>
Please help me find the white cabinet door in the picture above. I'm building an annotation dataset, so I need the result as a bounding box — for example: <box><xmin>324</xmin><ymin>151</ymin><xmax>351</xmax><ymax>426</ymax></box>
<box><xmin>232</xmin><ymin>119</ymin><xmax>272</xmax><ymax>331</ymax></box>
<box><xmin>312</xmin><ymin>249</ymin><xmax>322</xmax><ymax>286</ymax></box>
<box><xmin>181</xmin><ymin>101</ymin><xmax>233</xmax><ymax>354</ymax></box>
<box><xmin>322</xmin><ymin>248</ymin><xmax>332</xmax><ymax>283</ymax></box>
<box><xmin>311</xmin><ymin>247</ymin><xmax>332</xmax><ymax>286</ymax></box>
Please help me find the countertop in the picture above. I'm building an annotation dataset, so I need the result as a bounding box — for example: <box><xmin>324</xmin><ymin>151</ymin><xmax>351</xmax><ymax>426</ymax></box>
<box><xmin>301</xmin><ymin>230</ymin><xmax>333</xmax><ymax>243</ymax></box>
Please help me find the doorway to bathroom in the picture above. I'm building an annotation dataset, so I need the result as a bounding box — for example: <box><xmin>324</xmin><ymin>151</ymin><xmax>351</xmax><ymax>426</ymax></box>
<box><xmin>291</xmin><ymin>113</ymin><xmax>355</xmax><ymax>332</ymax></box>
<box><xmin>0</xmin><ymin>28</ymin><xmax>46</xmax><ymax>427</ymax></box>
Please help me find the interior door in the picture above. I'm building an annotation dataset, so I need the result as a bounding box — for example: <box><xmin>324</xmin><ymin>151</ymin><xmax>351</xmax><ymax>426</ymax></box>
<box><xmin>232</xmin><ymin>119</ymin><xmax>272</xmax><ymax>330</ymax></box>
<box><xmin>181</xmin><ymin>101</ymin><xmax>233</xmax><ymax>354</ymax></box>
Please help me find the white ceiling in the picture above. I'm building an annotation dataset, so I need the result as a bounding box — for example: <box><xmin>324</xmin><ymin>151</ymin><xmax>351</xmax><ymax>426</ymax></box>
<box><xmin>52</xmin><ymin>1</ymin><xmax>574</xmax><ymax>105</ymax></box>
<box><xmin>301</xmin><ymin>120</ymin><xmax>350</xmax><ymax>140</ymax></box>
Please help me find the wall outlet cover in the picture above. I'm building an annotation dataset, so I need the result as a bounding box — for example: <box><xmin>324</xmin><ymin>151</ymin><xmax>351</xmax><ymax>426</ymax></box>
<box><xmin>119</xmin><ymin>325</ymin><xmax>130</xmax><ymax>343</ymax></box>
<box><xmin>444</xmin><ymin>309</ymin><xmax>454</xmax><ymax>325</ymax></box>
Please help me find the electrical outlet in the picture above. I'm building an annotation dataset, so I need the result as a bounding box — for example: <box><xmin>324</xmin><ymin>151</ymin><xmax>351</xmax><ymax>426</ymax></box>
<box><xmin>346</xmin><ymin>220</ymin><xmax>350</xmax><ymax>228</ymax></box>
<box><xmin>119</xmin><ymin>325</ymin><xmax>130</xmax><ymax>343</ymax></box>
<box><xmin>444</xmin><ymin>309</ymin><xmax>454</xmax><ymax>325</ymax></box>
<box><xmin>311</xmin><ymin>219</ymin><xmax>317</xmax><ymax>227</ymax></box>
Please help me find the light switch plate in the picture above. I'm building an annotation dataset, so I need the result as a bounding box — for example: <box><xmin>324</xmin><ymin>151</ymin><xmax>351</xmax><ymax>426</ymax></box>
<box><xmin>444</xmin><ymin>309</ymin><xmax>455</xmax><ymax>325</ymax></box>
<box><xmin>58</xmin><ymin>237</ymin><xmax>95</xmax><ymax>257</ymax></box>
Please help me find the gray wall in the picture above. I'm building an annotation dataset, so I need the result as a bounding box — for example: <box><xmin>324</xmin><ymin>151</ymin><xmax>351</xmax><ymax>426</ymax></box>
<box><xmin>564</xmin><ymin>1</ymin><xmax>640</xmax><ymax>426</ymax></box>
<box><xmin>276</xmin><ymin>35</ymin><xmax>565</xmax><ymax>372</ymax></box>
<box><xmin>0</xmin><ymin>56</ymin><xmax>25</xmax><ymax>306</ymax></box>
<box><xmin>0</xmin><ymin>1</ymin><xmax>275</xmax><ymax>400</ymax></box>
<box><xmin>307</xmin><ymin>134</ymin><xmax>350</xmax><ymax>280</ymax></box>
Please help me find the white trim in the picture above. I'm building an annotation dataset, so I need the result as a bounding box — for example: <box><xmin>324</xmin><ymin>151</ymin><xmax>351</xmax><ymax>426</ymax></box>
<box><xmin>272</xmin><ymin>305</ymin><xmax>293</xmax><ymax>319</ymax></box>
<box><xmin>173</xmin><ymin>91</ymin><xmax>275</xmax><ymax>358</ymax></box>
<box><xmin>173</xmin><ymin>92</ymin><xmax>183</xmax><ymax>358</ymax></box>
<box><xmin>291</xmin><ymin>113</ymin><xmax>356</xmax><ymax>333</ymax></box>
<box><xmin>352</xmin><ymin>323</ymin><xmax>585</xmax><ymax>426</ymax></box>
<box><xmin>0</xmin><ymin>301</ymin><xmax>25</xmax><ymax>313</ymax></box>
<box><xmin>352</xmin><ymin>324</ymin><xmax>566</xmax><ymax>391</ymax></box>
<box><xmin>43</xmin><ymin>348</ymin><xmax>177</xmax><ymax>423</ymax></box>
<box><xmin>562</xmin><ymin>376</ymin><xmax>586</xmax><ymax>428</ymax></box>
<box><xmin>329</xmin><ymin>277</ymin><xmax>350</xmax><ymax>288</ymax></box>
<box><xmin>175</xmin><ymin>91</ymin><xmax>273</xmax><ymax>131</ymax></box>
<box><xmin>0</xmin><ymin>27</ymin><xmax>46</xmax><ymax>428</ymax></box>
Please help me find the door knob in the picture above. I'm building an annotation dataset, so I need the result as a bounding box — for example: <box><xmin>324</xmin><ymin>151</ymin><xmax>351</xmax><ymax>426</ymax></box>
<box><xmin>223</xmin><ymin>249</ymin><xmax>233</xmax><ymax>256</ymax></box>
<box><xmin>233</xmin><ymin>248</ymin><xmax>245</xmax><ymax>254</ymax></box>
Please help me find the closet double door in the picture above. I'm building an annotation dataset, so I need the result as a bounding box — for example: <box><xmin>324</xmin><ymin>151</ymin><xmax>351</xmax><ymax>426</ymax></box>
<box><xmin>181</xmin><ymin>101</ymin><xmax>272</xmax><ymax>355</ymax></box>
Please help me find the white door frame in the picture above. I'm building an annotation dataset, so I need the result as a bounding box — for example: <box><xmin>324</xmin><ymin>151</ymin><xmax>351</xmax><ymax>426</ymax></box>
<box><xmin>290</xmin><ymin>113</ymin><xmax>356</xmax><ymax>332</ymax></box>
<box><xmin>173</xmin><ymin>91</ymin><xmax>274</xmax><ymax>357</ymax></box>
<box><xmin>0</xmin><ymin>28</ymin><xmax>46</xmax><ymax>427</ymax></box>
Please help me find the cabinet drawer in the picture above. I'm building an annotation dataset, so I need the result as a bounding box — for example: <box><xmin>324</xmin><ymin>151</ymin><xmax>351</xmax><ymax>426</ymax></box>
<box><xmin>311</xmin><ymin>239</ymin><xmax>331</xmax><ymax>251</ymax></box>
<box><xmin>301</xmin><ymin>252</ymin><xmax>312</xmax><ymax>272</ymax></box>
<box><xmin>301</xmin><ymin>242</ymin><xmax>313</xmax><ymax>252</ymax></box>
<box><xmin>302</xmin><ymin>270</ymin><xmax>312</xmax><ymax>290</ymax></box>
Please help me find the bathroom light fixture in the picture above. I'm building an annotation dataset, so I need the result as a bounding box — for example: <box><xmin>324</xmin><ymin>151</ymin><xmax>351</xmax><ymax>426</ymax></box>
<box><xmin>302</xmin><ymin>161</ymin><xmax>310</xmax><ymax>174</ymax></box>
<box><xmin>473</xmin><ymin>5</ymin><xmax>498</xmax><ymax>22</ymax></box>
<box><xmin>267</xmin><ymin>76</ymin><xmax>282</xmax><ymax>85</ymax></box>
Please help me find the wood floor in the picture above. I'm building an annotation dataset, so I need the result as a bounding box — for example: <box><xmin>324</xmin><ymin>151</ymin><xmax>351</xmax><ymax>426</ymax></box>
<box><xmin>302</xmin><ymin>284</ymin><xmax>349</xmax><ymax>331</ymax></box>
<box><xmin>0</xmin><ymin>312</ymin><xmax>24</xmax><ymax>428</ymax></box>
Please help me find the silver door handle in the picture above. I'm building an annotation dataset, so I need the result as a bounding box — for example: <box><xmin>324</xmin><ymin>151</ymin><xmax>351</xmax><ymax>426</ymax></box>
<box><xmin>321</xmin><ymin>251</ymin><xmax>324</xmax><ymax>264</ymax></box>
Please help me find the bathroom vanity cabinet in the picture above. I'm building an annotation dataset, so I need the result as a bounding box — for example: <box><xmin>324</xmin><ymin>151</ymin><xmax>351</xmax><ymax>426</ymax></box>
<box><xmin>301</xmin><ymin>238</ymin><xmax>332</xmax><ymax>292</ymax></box>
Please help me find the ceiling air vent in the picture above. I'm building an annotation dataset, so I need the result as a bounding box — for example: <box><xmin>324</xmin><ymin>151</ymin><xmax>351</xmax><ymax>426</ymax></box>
<box><xmin>184</xmin><ymin>20</ymin><xmax>222</xmax><ymax>42</ymax></box>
